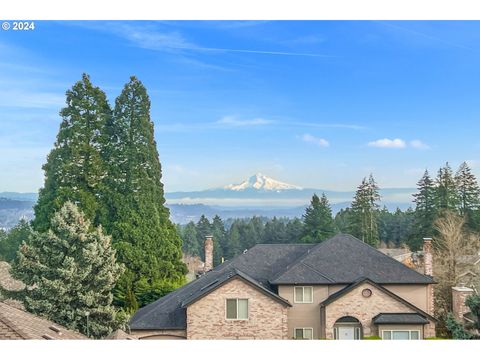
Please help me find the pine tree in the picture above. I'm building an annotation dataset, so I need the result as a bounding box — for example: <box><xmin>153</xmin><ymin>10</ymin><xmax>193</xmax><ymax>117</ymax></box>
<box><xmin>286</xmin><ymin>218</ymin><xmax>304</xmax><ymax>243</ymax></box>
<box><xmin>301</xmin><ymin>193</ymin><xmax>336</xmax><ymax>243</ymax></box>
<box><xmin>350</xmin><ymin>175</ymin><xmax>381</xmax><ymax>247</ymax></box>
<box><xmin>435</xmin><ymin>162</ymin><xmax>460</xmax><ymax>213</ymax></box>
<box><xmin>102</xmin><ymin>76</ymin><xmax>187</xmax><ymax>307</ymax></box>
<box><xmin>7</xmin><ymin>202</ymin><xmax>123</xmax><ymax>338</ymax></box>
<box><xmin>226</xmin><ymin>223</ymin><xmax>242</xmax><ymax>259</ymax></box>
<box><xmin>409</xmin><ymin>170</ymin><xmax>437</xmax><ymax>250</ymax></box>
<box><xmin>0</xmin><ymin>219</ymin><xmax>31</xmax><ymax>263</ymax></box>
<box><xmin>195</xmin><ymin>215</ymin><xmax>212</xmax><ymax>260</ymax></box>
<box><xmin>33</xmin><ymin>74</ymin><xmax>111</xmax><ymax>232</ymax></box>
<box><xmin>181</xmin><ymin>221</ymin><xmax>200</xmax><ymax>257</ymax></box>
<box><xmin>455</xmin><ymin>162</ymin><xmax>480</xmax><ymax>230</ymax></box>
<box><xmin>211</xmin><ymin>215</ymin><xmax>225</xmax><ymax>266</ymax></box>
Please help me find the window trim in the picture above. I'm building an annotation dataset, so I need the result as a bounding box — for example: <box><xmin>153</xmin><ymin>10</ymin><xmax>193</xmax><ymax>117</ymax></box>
<box><xmin>293</xmin><ymin>286</ymin><xmax>314</xmax><ymax>304</ymax></box>
<box><xmin>294</xmin><ymin>327</ymin><xmax>314</xmax><ymax>340</ymax></box>
<box><xmin>381</xmin><ymin>330</ymin><xmax>421</xmax><ymax>340</ymax></box>
<box><xmin>225</xmin><ymin>298</ymin><xmax>249</xmax><ymax>320</ymax></box>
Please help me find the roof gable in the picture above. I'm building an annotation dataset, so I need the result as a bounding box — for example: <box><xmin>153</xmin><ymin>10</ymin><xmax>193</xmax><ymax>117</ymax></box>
<box><xmin>320</xmin><ymin>278</ymin><xmax>437</xmax><ymax>322</ymax></box>
<box><xmin>181</xmin><ymin>269</ymin><xmax>291</xmax><ymax>308</ymax></box>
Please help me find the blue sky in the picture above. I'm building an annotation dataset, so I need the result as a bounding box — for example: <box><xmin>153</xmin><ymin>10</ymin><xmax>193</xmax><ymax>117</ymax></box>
<box><xmin>1</xmin><ymin>20</ymin><xmax>480</xmax><ymax>193</ymax></box>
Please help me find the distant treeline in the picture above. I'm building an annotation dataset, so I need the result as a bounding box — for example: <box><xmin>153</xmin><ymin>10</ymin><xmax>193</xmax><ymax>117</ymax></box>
<box><xmin>178</xmin><ymin>162</ymin><xmax>480</xmax><ymax>265</ymax></box>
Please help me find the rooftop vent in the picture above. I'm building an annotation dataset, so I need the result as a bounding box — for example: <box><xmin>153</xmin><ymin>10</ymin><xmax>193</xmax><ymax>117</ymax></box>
<box><xmin>49</xmin><ymin>325</ymin><xmax>62</xmax><ymax>335</ymax></box>
<box><xmin>42</xmin><ymin>334</ymin><xmax>55</xmax><ymax>340</ymax></box>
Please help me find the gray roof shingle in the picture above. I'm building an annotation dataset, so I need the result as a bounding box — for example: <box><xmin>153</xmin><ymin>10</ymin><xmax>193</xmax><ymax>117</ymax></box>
<box><xmin>372</xmin><ymin>313</ymin><xmax>429</xmax><ymax>325</ymax></box>
<box><xmin>271</xmin><ymin>234</ymin><xmax>434</xmax><ymax>284</ymax></box>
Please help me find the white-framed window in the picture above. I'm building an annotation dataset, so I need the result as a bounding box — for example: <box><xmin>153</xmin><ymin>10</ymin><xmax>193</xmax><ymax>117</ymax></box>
<box><xmin>225</xmin><ymin>298</ymin><xmax>248</xmax><ymax>320</ymax></box>
<box><xmin>381</xmin><ymin>330</ymin><xmax>420</xmax><ymax>340</ymax></box>
<box><xmin>294</xmin><ymin>286</ymin><xmax>313</xmax><ymax>303</ymax></box>
<box><xmin>294</xmin><ymin>328</ymin><xmax>313</xmax><ymax>340</ymax></box>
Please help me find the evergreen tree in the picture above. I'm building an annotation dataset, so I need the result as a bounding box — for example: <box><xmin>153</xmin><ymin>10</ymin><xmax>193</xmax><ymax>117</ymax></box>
<box><xmin>301</xmin><ymin>193</ymin><xmax>336</xmax><ymax>243</ymax></box>
<box><xmin>350</xmin><ymin>175</ymin><xmax>380</xmax><ymax>246</ymax></box>
<box><xmin>33</xmin><ymin>74</ymin><xmax>111</xmax><ymax>232</ymax></box>
<box><xmin>0</xmin><ymin>219</ymin><xmax>31</xmax><ymax>263</ymax></box>
<box><xmin>6</xmin><ymin>202</ymin><xmax>124</xmax><ymax>338</ymax></box>
<box><xmin>263</xmin><ymin>217</ymin><xmax>287</xmax><ymax>244</ymax></box>
<box><xmin>181</xmin><ymin>221</ymin><xmax>200</xmax><ymax>257</ymax></box>
<box><xmin>455</xmin><ymin>162</ymin><xmax>480</xmax><ymax>230</ymax></box>
<box><xmin>286</xmin><ymin>218</ymin><xmax>303</xmax><ymax>243</ymax></box>
<box><xmin>435</xmin><ymin>162</ymin><xmax>460</xmax><ymax>213</ymax></box>
<box><xmin>226</xmin><ymin>223</ymin><xmax>242</xmax><ymax>259</ymax></box>
<box><xmin>409</xmin><ymin>170</ymin><xmax>437</xmax><ymax>250</ymax></box>
<box><xmin>102</xmin><ymin>76</ymin><xmax>187</xmax><ymax>307</ymax></box>
<box><xmin>211</xmin><ymin>215</ymin><xmax>226</xmax><ymax>266</ymax></box>
<box><xmin>195</xmin><ymin>215</ymin><xmax>212</xmax><ymax>260</ymax></box>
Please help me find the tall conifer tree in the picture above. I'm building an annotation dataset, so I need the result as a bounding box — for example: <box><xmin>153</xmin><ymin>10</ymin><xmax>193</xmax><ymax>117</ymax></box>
<box><xmin>455</xmin><ymin>162</ymin><xmax>480</xmax><ymax>230</ymax></box>
<box><xmin>350</xmin><ymin>175</ymin><xmax>380</xmax><ymax>246</ymax></box>
<box><xmin>33</xmin><ymin>74</ymin><xmax>111</xmax><ymax>232</ymax></box>
<box><xmin>409</xmin><ymin>170</ymin><xmax>437</xmax><ymax>250</ymax></box>
<box><xmin>103</xmin><ymin>76</ymin><xmax>186</xmax><ymax>306</ymax></box>
<box><xmin>301</xmin><ymin>193</ymin><xmax>336</xmax><ymax>243</ymax></box>
<box><xmin>435</xmin><ymin>162</ymin><xmax>460</xmax><ymax>213</ymax></box>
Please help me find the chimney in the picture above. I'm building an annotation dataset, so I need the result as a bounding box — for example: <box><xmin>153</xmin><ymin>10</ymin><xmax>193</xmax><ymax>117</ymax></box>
<box><xmin>423</xmin><ymin>238</ymin><xmax>433</xmax><ymax>276</ymax></box>
<box><xmin>204</xmin><ymin>235</ymin><xmax>214</xmax><ymax>272</ymax></box>
<box><xmin>452</xmin><ymin>286</ymin><xmax>474</xmax><ymax>322</ymax></box>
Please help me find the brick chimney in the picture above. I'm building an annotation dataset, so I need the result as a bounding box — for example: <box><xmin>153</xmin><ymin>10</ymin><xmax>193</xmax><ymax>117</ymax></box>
<box><xmin>423</xmin><ymin>237</ymin><xmax>433</xmax><ymax>276</ymax></box>
<box><xmin>204</xmin><ymin>235</ymin><xmax>214</xmax><ymax>272</ymax></box>
<box><xmin>423</xmin><ymin>238</ymin><xmax>434</xmax><ymax>316</ymax></box>
<box><xmin>452</xmin><ymin>286</ymin><xmax>474</xmax><ymax>321</ymax></box>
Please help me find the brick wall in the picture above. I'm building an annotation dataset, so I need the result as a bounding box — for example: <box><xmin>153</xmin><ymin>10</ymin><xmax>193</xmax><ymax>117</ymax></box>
<box><xmin>324</xmin><ymin>284</ymin><xmax>436</xmax><ymax>339</ymax></box>
<box><xmin>186</xmin><ymin>278</ymin><xmax>288</xmax><ymax>339</ymax></box>
<box><xmin>452</xmin><ymin>286</ymin><xmax>474</xmax><ymax>322</ymax></box>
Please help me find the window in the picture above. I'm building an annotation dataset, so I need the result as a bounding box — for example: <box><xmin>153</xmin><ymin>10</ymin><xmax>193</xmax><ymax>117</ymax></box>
<box><xmin>226</xmin><ymin>299</ymin><xmax>248</xmax><ymax>320</ymax></box>
<box><xmin>294</xmin><ymin>286</ymin><xmax>313</xmax><ymax>303</ymax></box>
<box><xmin>382</xmin><ymin>330</ymin><xmax>420</xmax><ymax>340</ymax></box>
<box><xmin>294</xmin><ymin>328</ymin><xmax>313</xmax><ymax>340</ymax></box>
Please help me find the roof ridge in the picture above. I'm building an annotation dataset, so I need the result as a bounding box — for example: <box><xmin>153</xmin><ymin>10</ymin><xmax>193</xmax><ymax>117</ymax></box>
<box><xmin>270</xmin><ymin>239</ymin><xmax>330</xmax><ymax>282</ymax></box>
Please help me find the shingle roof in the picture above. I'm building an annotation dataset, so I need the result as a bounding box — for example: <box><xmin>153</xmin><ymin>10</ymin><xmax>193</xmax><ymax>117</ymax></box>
<box><xmin>271</xmin><ymin>234</ymin><xmax>434</xmax><ymax>284</ymax></box>
<box><xmin>0</xmin><ymin>302</ymin><xmax>87</xmax><ymax>339</ymax></box>
<box><xmin>129</xmin><ymin>234</ymin><xmax>434</xmax><ymax>330</ymax></box>
<box><xmin>129</xmin><ymin>244</ymin><xmax>311</xmax><ymax>330</ymax></box>
<box><xmin>372</xmin><ymin>313</ymin><xmax>429</xmax><ymax>325</ymax></box>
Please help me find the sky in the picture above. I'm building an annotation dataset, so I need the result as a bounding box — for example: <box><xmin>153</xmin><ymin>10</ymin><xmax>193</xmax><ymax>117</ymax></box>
<box><xmin>1</xmin><ymin>20</ymin><xmax>480</xmax><ymax>193</ymax></box>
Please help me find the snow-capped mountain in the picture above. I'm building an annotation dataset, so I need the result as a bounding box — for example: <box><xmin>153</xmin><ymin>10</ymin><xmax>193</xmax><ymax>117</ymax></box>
<box><xmin>224</xmin><ymin>173</ymin><xmax>303</xmax><ymax>191</ymax></box>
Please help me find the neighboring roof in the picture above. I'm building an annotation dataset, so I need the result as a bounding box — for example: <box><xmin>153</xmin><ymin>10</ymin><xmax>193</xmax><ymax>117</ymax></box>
<box><xmin>373</xmin><ymin>313</ymin><xmax>429</xmax><ymax>325</ymax></box>
<box><xmin>320</xmin><ymin>278</ymin><xmax>437</xmax><ymax>323</ymax></box>
<box><xmin>0</xmin><ymin>261</ymin><xmax>24</xmax><ymax>291</ymax></box>
<box><xmin>271</xmin><ymin>234</ymin><xmax>434</xmax><ymax>285</ymax></box>
<box><xmin>0</xmin><ymin>302</ymin><xmax>87</xmax><ymax>339</ymax></box>
<box><xmin>130</xmin><ymin>244</ymin><xmax>311</xmax><ymax>330</ymax></box>
<box><xmin>106</xmin><ymin>329</ymin><xmax>137</xmax><ymax>340</ymax></box>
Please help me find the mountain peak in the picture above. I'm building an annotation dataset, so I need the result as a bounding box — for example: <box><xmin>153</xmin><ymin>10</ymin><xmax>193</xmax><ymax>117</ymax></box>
<box><xmin>224</xmin><ymin>173</ymin><xmax>303</xmax><ymax>191</ymax></box>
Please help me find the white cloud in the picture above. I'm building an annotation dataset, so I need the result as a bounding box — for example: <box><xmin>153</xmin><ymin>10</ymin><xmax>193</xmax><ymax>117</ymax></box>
<box><xmin>301</xmin><ymin>134</ymin><xmax>330</xmax><ymax>147</ymax></box>
<box><xmin>409</xmin><ymin>140</ymin><xmax>430</xmax><ymax>149</ymax></box>
<box><xmin>368</xmin><ymin>138</ymin><xmax>406</xmax><ymax>149</ymax></box>
<box><xmin>216</xmin><ymin>116</ymin><xmax>274</xmax><ymax>127</ymax></box>
<box><xmin>367</xmin><ymin>138</ymin><xmax>430</xmax><ymax>150</ymax></box>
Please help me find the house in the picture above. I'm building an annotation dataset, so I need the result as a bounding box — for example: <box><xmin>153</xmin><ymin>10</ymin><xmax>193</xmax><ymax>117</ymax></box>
<box><xmin>0</xmin><ymin>301</ymin><xmax>87</xmax><ymax>340</ymax></box>
<box><xmin>129</xmin><ymin>234</ymin><xmax>436</xmax><ymax>340</ymax></box>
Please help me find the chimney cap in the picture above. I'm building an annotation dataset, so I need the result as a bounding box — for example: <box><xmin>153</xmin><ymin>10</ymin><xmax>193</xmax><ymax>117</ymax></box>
<box><xmin>423</xmin><ymin>237</ymin><xmax>433</xmax><ymax>241</ymax></box>
<box><xmin>205</xmin><ymin>235</ymin><xmax>213</xmax><ymax>239</ymax></box>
